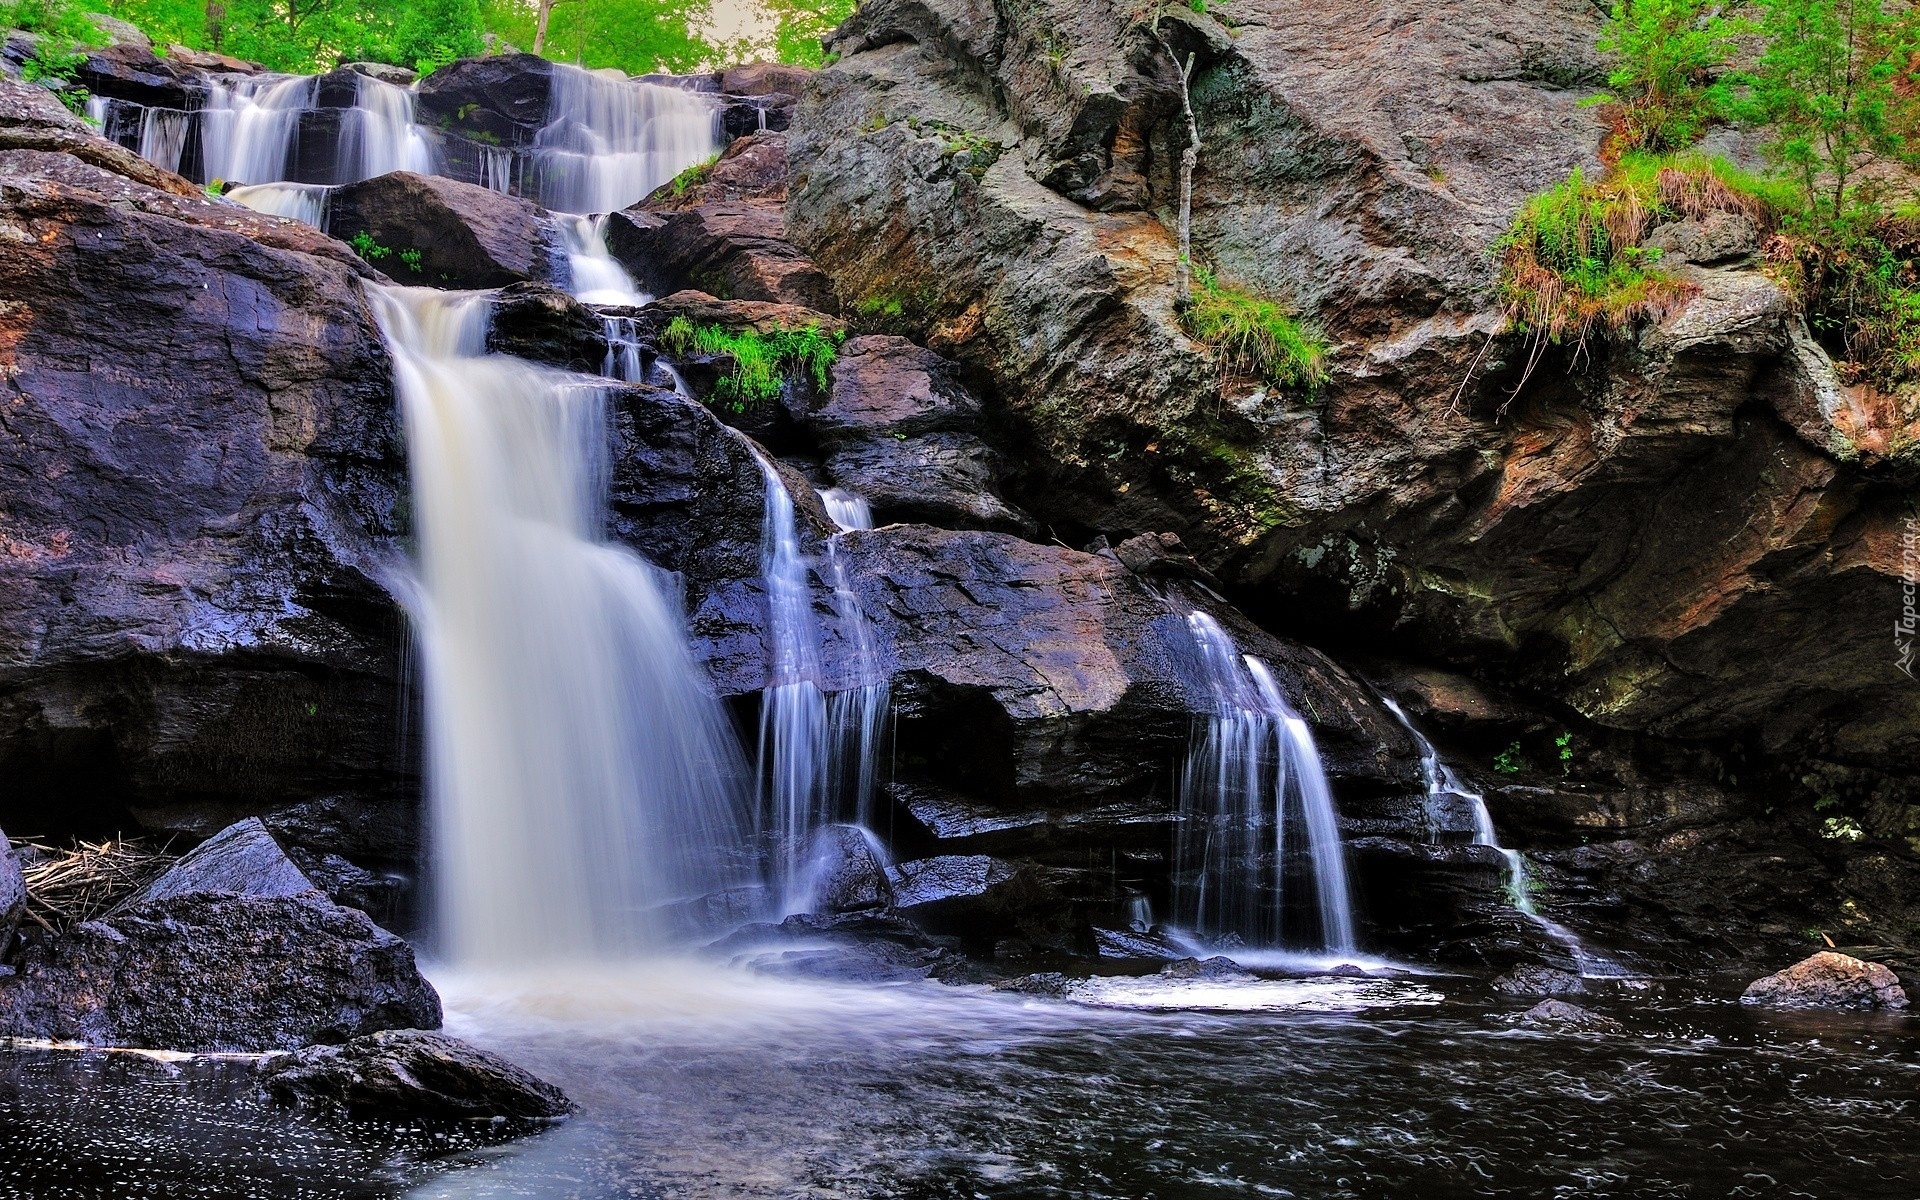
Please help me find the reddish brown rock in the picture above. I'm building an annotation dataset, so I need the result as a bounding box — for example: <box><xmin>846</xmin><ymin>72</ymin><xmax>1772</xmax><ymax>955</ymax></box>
<box><xmin>608</xmin><ymin>202</ymin><xmax>836</xmax><ymax>310</ymax></box>
<box><xmin>1741</xmin><ymin>952</ymin><xmax>1910</xmax><ymax>1011</ymax></box>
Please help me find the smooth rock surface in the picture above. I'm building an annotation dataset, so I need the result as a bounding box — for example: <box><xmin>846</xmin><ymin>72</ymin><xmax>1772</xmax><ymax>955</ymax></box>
<box><xmin>1741</xmin><ymin>952</ymin><xmax>1910</xmax><ymax>1011</ymax></box>
<box><xmin>121</xmin><ymin>818</ymin><xmax>316</xmax><ymax>909</ymax></box>
<box><xmin>328</xmin><ymin>170</ymin><xmax>560</xmax><ymax>289</ymax></box>
<box><xmin>258</xmin><ymin>1029</ymin><xmax>573</xmax><ymax>1121</ymax></box>
<box><xmin>0</xmin><ymin>893</ymin><xmax>441</xmax><ymax>1051</ymax></box>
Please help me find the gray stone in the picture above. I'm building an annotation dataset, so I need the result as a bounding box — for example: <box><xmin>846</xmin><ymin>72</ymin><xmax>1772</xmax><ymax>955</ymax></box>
<box><xmin>801</xmin><ymin>825</ymin><xmax>892</xmax><ymax>913</ymax></box>
<box><xmin>258</xmin><ymin>1029</ymin><xmax>571</xmax><ymax>1122</ymax></box>
<box><xmin>1515</xmin><ymin>999</ymin><xmax>1624</xmax><ymax>1033</ymax></box>
<box><xmin>0</xmin><ymin>826</ymin><xmax>22</xmax><ymax>948</ymax></box>
<box><xmin>0</xmin><ymin>893</ymin><xmax>441</xmax><ymax>1051</ymax></box>
<box><xmin>1643</xmin><ymin>211</ymin><xmax>1759</xmax><ymax>265</ymax></box>
<box><xmin>1493</xmin><ymin>965</ymin><xmax>1587</xmax><ymax>997</ymax></box>
<box><xmin>120</xmin><ymin>818</ymin><xmax>315</xmax><ymax>909</ymax></box>
<box><xmin>1741</xmin><ymin>952</ymin><xmax>1910</xmax><ymax>1011</ymax></box>
<box><xmin>327</xmin><ymin>170</ymin><xmax>562</xmax><ymax>289</ymax></box>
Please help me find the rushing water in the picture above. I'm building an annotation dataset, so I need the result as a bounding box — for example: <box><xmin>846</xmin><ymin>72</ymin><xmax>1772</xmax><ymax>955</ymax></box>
<box><xmin>370</xmin><ymin>285</ymin><xmax>753</xmax><ymax>964</ymax></box>
<box><xmin>1177</xmin><ymin>613</ymin><xmax>1356</xmax><ymax>954</ymax></box>
<box><xmin>7</xmin><ymin>966</ymin><xmax>1920</xmax><ymax>1198</ymax></box>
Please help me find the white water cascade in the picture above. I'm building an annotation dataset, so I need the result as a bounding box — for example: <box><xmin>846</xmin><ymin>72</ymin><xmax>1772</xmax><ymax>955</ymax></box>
<box><xmin>197</xmin><ymin>74</ymin><xmax>314</xmax><ymax>187</ymax></box>
<box><xmin>558</xmin><ymin>213</ymin><xmax>647</xmax><ymax>307</ymax></box>
<box><xmin>531</xmin><ymin>66</ymin><xmax>721</xmax><ymax>214</ymax></box>
<box><xmin>370</xmin><ymin>284</ymin><xmax>754</xmax><ymax>966</ymax></box>
<box><xmin>1379</xmin><ymin>698</ymin><xmax>1616</xmax><ymax>974</ymax></box>
<box><xmin>1177</xmin><ymin>612</ymin><xmax>1356</xmax><ymax>954</ymax></box>
<box><xmin>752</xmin><ymin>461</ymin><xmax>890</xmax><ymax>911</ymax></box>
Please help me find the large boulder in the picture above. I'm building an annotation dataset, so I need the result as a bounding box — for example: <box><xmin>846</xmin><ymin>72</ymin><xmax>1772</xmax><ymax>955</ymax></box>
<box><xmin>785</xmin><ymin>0</ymin><xmax>1920</xmax><ymax>782</ymax></box>
<box><xmin>414</xmin><ymin>53</ymin><xmax>555</xmax><ymax>146</ymax></box>
<box><xmin>75</xmin><ymin>44</ymin><xmax>200</xmax><ymax>109</ymax></box>
<box><xmin>798</xmin><ymin>824</ymin><xmax>892</xmax><ymax>914</ymax></box>
<box><xmin>120</xmin><ymin>817</ymin><xmax>315</xmax><ymax>909</ymax></box>
<box><xmin>0</xmin><ymin>87</ymin><xmax>411</xmax><ymax>858</ymax></box>
<box><xmin>328</xmin><ymin>170</ymin><xmax>562</xmax><ymax>289</ymax></box>
<box><xmin>0</xmin><ymin>892</ymin><xmax>442</xmax><ymax>1050</ymax></box>
<box><xmin>258</xmin><ymin>1029</ymin><xmax>573</xmax><ymax>1121</ymax></box>
<box><xmin>1514</xmin><ymin>999</ymin><xmax>1624</xmax><ymax>1033</ymax></box>
<box><xmin>1741</xmin><ymin>952</ymin><xmax>1910</xmax><ymax>1011</ymax></box>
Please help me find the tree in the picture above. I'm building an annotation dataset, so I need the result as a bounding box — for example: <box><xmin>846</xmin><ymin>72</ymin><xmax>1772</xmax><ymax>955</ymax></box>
<box><xmin>1742</xmin><ymin>0</ymin><xmax>1919</xmax><ymax>235</ymax></box>
<box><xmin>757</xmin><ymin>0</ymin><xmax>853</xmax><ymax>67</ymax></box>
<box><xmin>1596</xmin><ymin>0</ymin><xmax>1740</xmax><ymax>151</ymax></box>
<box><xmin>479</xmin><ymin>0</ymin><xmax>717</xmax><ymax>73</ymax></box>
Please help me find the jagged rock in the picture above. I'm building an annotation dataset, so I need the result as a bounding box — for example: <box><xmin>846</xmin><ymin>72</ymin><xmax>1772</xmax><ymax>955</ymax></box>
<box><xmin>1163</xmin><ymin>956</ymin><xmax>1256</xmax><ymax>981</ymax></box>
<box><xmin>121</xmin><ymin>818</ymin><xmax>314</xmax><ymax>909</ymax></box>
<box><xmin>0</xmin><ymin>893</ymin><xmax>441</xmax><ymax>1051</ymax></box>
<box><xmin>338</xmin><ymin>61</ymin><xmax>417</xmax><ymax>87</ymax></box>
<box><xmin>0</xmin><ymin>76</ymin><xmax>198</xmax><ymax>196</ymax></box>
<box><xmin>415</xmin><ymin>52</ymin><xmax>554</xmax><ymax>145</ymax></box>
<box><xmin>0</xmin><ymin>826</ymin><xmax>22</xmax><ymax>949</ymax></box>
<box><xmin>606</xmin><ymin>203</ymin><xmax>837</xmax><ymax>310</ymax></box>
<box><xmin>258</xmin><ymin>1029</ymin><xmax>572</xmax><ymax>1121</ymax></box>
<box><xmin>642</xmin><ymin>131</ymin><xmax>789</xmax><ymax>210</ymax></box>
<box><xmin>1493</xmin><ymin>965</ymin><xmax>1587</xmax><ymax>997</ymax></box>
<box><xmin>1514</xmin><ymin>999</ymin><xmax>1624</xmax><ymax>1033</ymax></box>
<box><xmin>328</xmin><ymin>171</ymin><xmax>561</xmax><ymax>289</ymax></box>
<box><xmin>1643</xmin><ymin>211</ymin><xmax>1759</xmax><ymax>265</ymax></box>
<box><xmin>800</xmin><ymin>825</ymin><xmax>892</xmax><ymax>914</ymax></box>
<box><xmin>825</xmin><ymin>434</ymin><xmax>1031</xmax><ymax>534</ymax></box>
<box><xmin>82</xmin><ymin>13</ymin><xmax>151</xmax><ymax>49</ymax></box>
<box><xmin>1092</xmin><ymin>926</ymin><xmax>1181</xmax><ymax>959</ymax></box>
<box><xmin>75</xmin><ymin>44</ymin><xmax>198</xmax><ymax>108</ymax></box>
<box><xmin>0</xmin><ymin>119</ymin><xmax>409</xmax><ymax>857</ymax></box>
<box><xmin>486</xmin><ymin>281</ymin><xmax>608</xmax><ymax>372</ymax></box>
<box><xmin>888</xmin><ymin>855</ymin><xmax>1036</xmax><ymax>924</ymax></box>
<box><xmin>1741</xmin><ymin>952</ymin><xmax>1910</xmax><ymax>1011</ymax></box>
<box><xmin>721</xmin><ymin>62</ymin><xmax>814</xmax><ymax>97</ymax></box>
<box><xmin>720</xmin><ymin>95</ymin><xmax>794</xmax><ymax>139</ymax></box>
<box><xmin>161</xmin><ymin>45</ymin><xmax>260</xmax><ymax>74</ymax></box>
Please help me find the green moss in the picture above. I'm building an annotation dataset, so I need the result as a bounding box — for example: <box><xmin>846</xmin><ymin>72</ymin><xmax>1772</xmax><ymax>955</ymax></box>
<box><xmin>661</xmin><ymin>317</ymin><xmax>845</xmax><ymax>411</ymax></box>
<box><xmin>1181</xmin><ymin>267</ymin><xmax>1329</xmax><ymax>390</ymax></box>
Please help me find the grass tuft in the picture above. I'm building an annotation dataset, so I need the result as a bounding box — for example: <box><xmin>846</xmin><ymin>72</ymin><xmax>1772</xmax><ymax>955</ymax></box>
<box><xmin>661</xmin><ymin>317</ymin><xmax>844</xmax><ymax>410</ymax></box>
<box><xmin>1181</xmin><ymin>268</ymin><xmax>1329</xmax><ymax>390</ymax></box>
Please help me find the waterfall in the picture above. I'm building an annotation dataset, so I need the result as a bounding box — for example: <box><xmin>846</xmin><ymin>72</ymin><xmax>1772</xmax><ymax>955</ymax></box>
<box><xmin>1379</xmin><ymin>698</ymin><xmax>1616</xmax><ymax>975</ymax></box>
<box><xmin>346</xmin><ymin>73</ymin><xmax>432</xmax><ymax>179</ymax></box>
<box><xmin>197</xmin><ymin>74</ymin><xmax>313</xmax><ymax>186</ymax></box>
<box><xmin>1177</xmin><ymin>612</ymin><xmax>1356</xmax><ymax>954</ymax></box>
<box><xmin>751</xmin><ymin>463</ymin><xmax>889</xmax><ymax>911</ymax></box>
<box><xmin>369</xmin><ymin>284</ymin><xmax>753</xmax><ymax>966</ymax></box>
<box><xmin>558</xmin><ymin>213</ymin><xmax>647</xmax><ymax>307</ymax></box>
<box><xmin>530</xmin><ymin>66</ymin><xmax>721</xmax><ymax>214</ymax></box>
<box><xmin>226</xmin><ymin>182</ymin><xmax>331</xmax><ymax>226</ymax></box>
<box><xmin>820</xmin><ymin>488</ymin><xmax>874</xmax><ymax>533</ymax></box>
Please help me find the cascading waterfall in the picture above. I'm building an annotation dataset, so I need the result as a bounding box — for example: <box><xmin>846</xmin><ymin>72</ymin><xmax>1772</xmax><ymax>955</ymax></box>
<box><xmin>370</xmin><ymin>284</ymin><xmax>753</xmax><ymax>966</ymax></box>
<box><xmin>1379</xmin><ymin>698</ymin><xmax>1616</xmax><ymax>974</ymax></box>
<box><xmin>197</xmin><ymin>74</ymin><xmax>314</xmax><ymax>187</ymax></box>
<box><xmin>751</xmin><ymin>461</ymin><xmax>889</xmax><ymax>911</ymax></box>
<box><xmin>558</xmin><ymin>213</ymin><xmax>647</xmax><ymax>307</ymax></box>
<box><xmin>225</xmin><ymin>181</ymin><xmax>331</xmax><ymax>225</ymax></box>
<box><xmin>818</xmin><ymin>489</ymin><xmax>888</xmax><ymax>834</ymax></box>
<box><xmin>1177</xmin><ymin>612</ymin><xmax>1356</xmax><ymax>954</ymax></box>
<box><xmin>346</xmin><ymin>73</ymin><xmax>433</xmax><ymax>179</ymax></box>
<box><xmin>531</xmin><ymin>66</ymin><xmax>722</xmax><ymax>214</ymax></box>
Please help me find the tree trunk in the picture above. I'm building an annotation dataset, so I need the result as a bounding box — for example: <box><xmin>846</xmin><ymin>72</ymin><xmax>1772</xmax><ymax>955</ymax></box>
<box><xmin>1175</xmin><ymin>51</ymin><xmax>1198</xmax><ymax>302</ymax></box>
<box><xmin>533</xmin><ymin>0</ymin><xmax>555</xmax><ymax>55</ymax></box>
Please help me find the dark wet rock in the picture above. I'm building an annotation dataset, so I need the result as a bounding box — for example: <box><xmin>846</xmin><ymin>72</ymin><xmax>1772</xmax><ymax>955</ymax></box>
<box><xmin>337</xmin><ymin>61</ymin><xmax>417</xmax><ymax>87</ymax></box>
<box><xmin>0</xmin><ymin>76</ymin><xmax>199</xmax><ymax>196</ymax></box>
<box><xmin>607</xmin><ymin>202</ymin><xmax>836</xmax><ymax>310</ymax></box>
<box><xmin>747</xmin><ymin>937</ymin><xmax>943</xmax><ymax>983</ymax></box>
<box><xmin>75</xmin><ymin>44</ymin><xmax>200</xmax><ymax>109</ymax></box>
<box><xmin>1163</xmin><ymin>956</ymin><xmax>1255</xmax><ymax>981</ymax></box>
<box><xmin>1493</xmin><ymin>966</ymin><xmax>1588</xmax><ymax>998</ymax></box>
<box><xmin>1741</xmin><ymin>952</ymin><xmax>1910</xmax><ymax>1011</ymax></box>
<box><xmin>712</xmin><ymin>910</ymin><xmax>954</xmax><ymax>982</ymax></box>
<box><xmin>1092</xmin><ymin>926</ymin><xmax>1182</xmax><ymax>960</ymax></box>
<box><xmin>121</xmin><ymin>818</ymin><xmax>314</xmax><ymax>909</ymax></box>
<box><xmin>328</xmin><ymin>171</ymin><xmax>561</xmax><ymax>289</ymax></box>
<box><xmin>258</xmin><ymin>1029</ymin><xmax>572</xmax><ymax>1121</ymax></box>
<box><xmin>0</xmin><ymin>827</ymin><xmax>22</xmax><ymax>949</ymax></box>
<box><xmin>1514</xmin><ymin>999</ymin><xmax>1624</xmax><ymax>1033</ymax></box>
<box><xmin>825</xmin><ymin>432</ymin><xmax>1032</xmax><ymax>534</ymax></box>
<box><xmin>0</xmin><ymin>128</ymin><xmax>410</xmax><ymax>859</ymax></box>
<box><xmin>415</xmin><ymin>53</ymin><xmax>554</xmax><ymax>146</ymax></box>
<box><xmin>801</xmin><ymin>825</ymin><xmax>892</xmax><ymax>914</ymax></box>
<box><xmin>888</xmin><ymin>855</ymin><xmax>1040</xmax><ymax>924</ymax></box>
<box><xmin>719</xmin><ymin>95</ymin><xmax>795</xmax><ymax>139</ymax></box>
<box><xmin>811</xmin><ymin>335</ymin><xmax>980</xmax><ymax>438</ymax></box>
<box><xmin>284</xmin><ymin>848</ymin><xmax>407</xmax><ymax>923</ymax></box>
<box><xmin>0</xmin><ymin>893</ymin><xmax>441</xmax><ymax>1051</ymax></box>
<box><xmin>995</xmin><ymin>971</ymin><xmax>1072</xmax><ymax>995</ymax></box>
<box><xmin>485</xmin><ymin>282</ymin><xmax>607</xmax><ymax>372</ymax></box>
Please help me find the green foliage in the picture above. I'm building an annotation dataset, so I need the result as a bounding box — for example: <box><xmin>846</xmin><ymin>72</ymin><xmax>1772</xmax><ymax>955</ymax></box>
<box><xmin>398</xmin><ymin>246</ymin><xmax>424</xmax><ymax>272</ymax></box>
<box><xmin>1554</xmin><ymin>731</ymin><xmax>1574</xmax><ymax>775</ymax></box>
<box><xmin>1493</xmin><ymin>742</ymin><xmax>1530</xmax><ymax>775</ymax></box>
<box><xmin>1</xmin><ymin>0</ymin><xmax>99</xmax><ymax>41</ymax></box>
<box><xmin>478</xmin><ymin>0</ymin><xmax>718</xmax><ymax>74</ymax></box>
<box><xmin>1737</xmin><ymin>0</ymin><xmax>1920</xmax><ymax>238</ymax></box>
<box><xmin>348</xmin><ymin>229</ymin><xmax>392</xmax><ymax>260</ymax></box>
<box><xmin>1180</xmin><ymin>267</ymin><xmax>1328</xmax><ymax>390</ymax></box>
<box><xmin>755</xmin><ymin>0</ymin><xmax>853</xmax><ymax>68</ymax></box>
<box><xmin>101</xmin><ymin>0</ymin><xmax>204</xmax><ymax>47</ymax></box>
<box><xmin>661</xmin><ymin>317</ymin><xmax>844</xmax><ymax>411</ymax></box>
<box><xmin>1595</xmin><ymin>0</ymin><xmax>1739</xmax><ymax>152</ymax></box>
<box><xmin>668</xmin><ymin>152</ymin><xmax>718</xmax><ymax>196</ymax></box>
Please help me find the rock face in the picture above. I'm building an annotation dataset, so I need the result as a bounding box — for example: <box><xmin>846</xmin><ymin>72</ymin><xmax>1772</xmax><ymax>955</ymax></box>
<box><xmin>0</xmin><ymin>826</ymin><xmax>22</xmax><ymax>948</ymax></box>
<box><xmin>785</xmin><ymin>0</ymin><xmax>1919</xmax><ymax>784</ymax></box>
<box><xmin>329</xmin><ymin>171</ymin><xmax>562</xmax><ymax>289</ymax></box>
<box><xmin>258</xmin><ymin>1029</ymin><xmax>573</xmax><ymax>1121</ymax></box>
<box><xmin>415</xmin><ymin>53</ymin><xmax>556</xmax><ymax>146</ymax></box>
<box><xmin>1741</xmin><ymin>952</ymin><xmax>1910</xmax><ymax>1011</ymax></box>
<box><xmin>0</xmin><ymin>81</ymin><xmax>412</xmax><ymax>864</ymax></box>
<box><xmin>801</xmin><ymin>825</ymin><xmax>892</xmax><ymax>914</ymax></box>
<box><xmin>0</xmin><ymin>892</ymin><xmax>441</xmax><ymax>1050</ymax></box>
<box><xmin>121</xmin><ymin>818</ymin><xmax>316</xmax><ymax>910</ymax></box>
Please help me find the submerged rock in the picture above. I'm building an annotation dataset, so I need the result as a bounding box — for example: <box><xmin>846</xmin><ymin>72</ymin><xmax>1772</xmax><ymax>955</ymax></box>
<box><xmin>1514</xmin><ymin>1000</ymin><xmax>1624</xmax><ymax>1033</ymax></box>
<box><xmin>258</xmin><ymin>1029</ymin><xmax>572</xmax><ymax>1121</ymax></box>
<box><xmin>1492</xmin><ymin>966</ymin><xmax>1588</xmax><ymax>998</ymax></box>
<box><xmin>0</xmin><ymin>893</ymin><xmax>441</xmax><ymax>1051</ymax></box>
<box><xmin>120</xmin><ymin>818</ymin><xmax>314</xmax><ymax>909</ymax></box>
<box><xmin>1740</xmin><ymin>952</ymin><xmax>1910</xmax><ymax>1011</ymax></box>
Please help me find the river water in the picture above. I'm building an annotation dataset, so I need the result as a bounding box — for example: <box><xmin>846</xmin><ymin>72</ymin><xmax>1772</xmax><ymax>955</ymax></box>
<box><xmin>4</xmin><ymin>963</ymin><xmax>1918</xmax><ymax>1199</ymax></box>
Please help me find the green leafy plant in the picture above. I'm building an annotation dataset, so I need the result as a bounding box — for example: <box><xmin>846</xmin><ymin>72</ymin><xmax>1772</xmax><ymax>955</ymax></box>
<box><xmin>661</xmin><ymin>317</ymin><xmax>844</xmax><ymax>411</ymax></box>
<box><xmin>398</xmin><ymin>247</ymin><xmax>425</xmax><ymax>273</ymax></box>
<box><xmin>1493</xmin><ymin>742</ymin><xmax>1531</xmax><ymax>775</ymax></box>
<box><xmin>348</xmin><ymin>229</ymin><xmax>393</xmax><ymax>261</ymax></box>
<box><xmin>1594</xmin><ymin>0</ymin><xmax>1740</xmax><ymax>153</ymax></box>
<box><xmin>1181</xmin><ymin>266</ymin><xmax>1329</xmax><ymax>390</ymax></box>
<box><xmin>1555</xmin><ymin>731</ymin><xmax>1574</xmax><ymax>775</ymax></box>
<box><xmin>668</xmin><ymin>153</ymin><xmax>719</xmax><ymax>197</ymax></box>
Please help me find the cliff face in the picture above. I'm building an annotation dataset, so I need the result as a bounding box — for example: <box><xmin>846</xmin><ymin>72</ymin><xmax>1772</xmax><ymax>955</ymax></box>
<box><xmin>785</xmin><ymin>0</ymin><xmax>1918</xmax><ymax>782</ymax></box>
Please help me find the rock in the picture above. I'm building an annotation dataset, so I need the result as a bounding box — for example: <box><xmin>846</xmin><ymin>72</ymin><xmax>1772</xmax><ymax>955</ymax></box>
<box><xmin>721</xmin><ymin>62</ymin><xmax>814</xmax><ymax>98</ymax></box>
<box><xmin>0</xmin><ymin>826</ymin><xmax>22</xmax><ymax>948</ymax></box>
<box><xmin>338</xmin><ymin>61</ymin><xmax>417</xmax><ymax>87</ymax></box>
<box><xmin>257</xmin><ymin>1029</ymin><xmax>572</xmax><ymax>1121</ymax></box>
<box><xmin>1514</xmin><ymin>999</ymin><xmax>1624</xmax><ymax>1033</ymax></box>
<box><xmin>1162</xmin><ymin>955</ymin><xmax>1254</xmax><ymax>981</ymax></box>
<box><xmin>1643</xmin><ymin>211</ymin><xmax>1759</xmax><ymax>265</ymax></box>
<box><xmin>0</xmin><ymin>893</ymin><xmax>441</xmax><ymax>1051</ymax></box>
<box><xmin>160</xmin><ymin>45</ymin><xmax>261</xmax><ymax>74</ymax></box>
<box><xmin>606</xmin><ymin>203</ymin><xmax>838</xmax><ymax>310</ymax></box>
<box><xmin>0</xmin><ymin>76</ymin><xmax>198</xmax><ymax>196</ymax></box>
<box><xmin>995</xmin><ymin>971</ymin><xmax>1072</xmax><ymax>995</ymax></box>
<box><xmin>327</xmin><ymin>170</ymin><xmax>562</xmax><ymax>289</ymax></box>
<box><xmin>643</xmin><ymin>131</ymin><xmax>789</xmax><ymax>211</ymax></box>
<box><xmin>486</xmin><ymin>281</ymin><xmax>608</xmax><ymax>372</ymax></box>
<box><xmin>82</xmin><ymin>13</ymin><xmax>152</xmax><ymax>49</ymax></box>
<box><xmin>0</xmin><ymin>125</ymin><xmax>410</xmax><ymax>858</ymax></box>
<box><xmin>799</xmin><ymin>825</ymin><xmax>892</xmax><ymax>913</ymax></box>
<box><xmin>811</xmin><ymin>335</ymin><xmax>981</xmax><ymax>437</ymax></box>
<box><xmin>1092</xmin><ymin>926</ymin><xmax>1182</xmax><ymax>959</ymax></box>
<box><xmin>825</xmin><ymin>431</ymin><xmax>1032</xmax><ymax>534</ymax></box>
<box><xmin>1740</xmin><ymin>952</ymin><xmax>1910</xmax><ymax>1011</ymax></box>
<box><xmin>120</xmin><ymin>818</ymin><xmax>316</xmax><ymax>909</ymax></box>
<box><xmin>719</xmin><ymin>95</ymin><xmax>795</xmax><ymax>139</ymax></box>
<box><xmin>75</xmin><ymin>44</ymin><xmax>198</xmax><ymax>108</ymax></box>
<box><xmin>887</xmin><ymin>855</ymin><xmax>1038</xmax><ymax>926</ymax></box>
<box><xmin>1493</xmin><ymin>965</ymin><xmax>1588</xmax><ymax>997</ymax></box>
<box><xmin>415</xmin><ymin>53</ymin><xmax>554</xmax><ymax>145</ymax></box>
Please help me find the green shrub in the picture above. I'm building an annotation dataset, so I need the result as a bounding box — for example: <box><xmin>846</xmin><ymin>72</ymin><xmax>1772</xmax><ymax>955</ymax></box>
<box><xmin>1180</xmin><ymin>267</ymin><xmax>1328</xmax><ymax>390</ymax></box>
<box><xmin>1595</xmin><ymin>0</ymin><xmax>1739</xmax><ymax>153</ymax></box>
<box><xmin>661</xmin><ymin>317</ymin><xmax>844</xmax><ymax>411</ymax></box>
<box><xmin>668</xmin><ymin>154</ymin><xmax>719</xmax><ymax>198</ymax></box>
<box><xmin>348</xmin><ymin>230</ymin><xmax>392</xmax><ymax>261</ymax></box>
